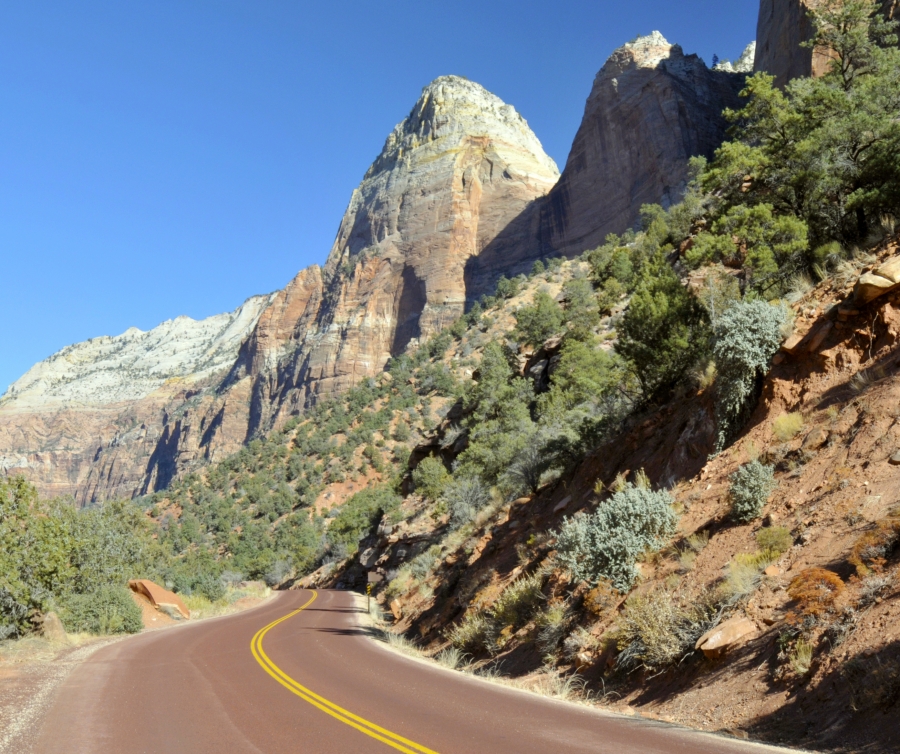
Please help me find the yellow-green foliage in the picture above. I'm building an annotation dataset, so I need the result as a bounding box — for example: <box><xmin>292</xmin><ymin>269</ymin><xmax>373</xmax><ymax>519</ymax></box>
<box><xmin>491</xmin><ymin>572</ymin><xmax>544</xmax><ymax>630</ymax></box>
<box><xmin>756</xmin><ymin>526</ymin><xmax>793</xmax><ymax>557</ymax></box>
<box><xmin>447</xmin><ymin>611</ymin><xmax>495</xmax><ymax>653</ymax></box>
<box><xmin>773</xmin><ymin>412</ymin><xmax>804</xmax><ymax>441</ymax></box>
<box><xmin>722</xmin><ymin>554</ymin><xmax>765</xmax><ymax>600</ymax></box>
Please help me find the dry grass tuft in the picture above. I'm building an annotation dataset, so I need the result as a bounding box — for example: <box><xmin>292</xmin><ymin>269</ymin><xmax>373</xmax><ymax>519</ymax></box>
<box><xmin>773</xmin><ymin>412</ymin><xmax>804</xmax><ymax>441</ymax></box>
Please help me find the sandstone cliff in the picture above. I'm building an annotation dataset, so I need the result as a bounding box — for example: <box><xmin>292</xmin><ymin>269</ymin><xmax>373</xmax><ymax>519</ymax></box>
<box><xmin>268</xmin><ymin>76</ymin><xmax>560</xmax><ymax>411</ymax></box>
<box><xmin>755</xmin><ymin>0</ymin><xmax>898</xmax><ymax>87</ymax></box>
<box><xmin>467</xmin><ymin>33</ymin><xmax>748</xmax><ymax>292</ymax></box>
<box><xmin>0</xmin><ymin>77</ymin><xmax>560</xmax><ymax>502</ymax></box>
<box><xmin>0</xmin><ymin>296</ymin><xmax>272</xmax><ymax>503</ymax></box>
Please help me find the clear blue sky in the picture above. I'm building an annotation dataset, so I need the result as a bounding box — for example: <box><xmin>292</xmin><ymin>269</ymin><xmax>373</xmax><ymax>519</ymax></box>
<box><xmin>0</xmin><ymin>0</ymin><xmax>759</xmax><ymax>393</ymax></box>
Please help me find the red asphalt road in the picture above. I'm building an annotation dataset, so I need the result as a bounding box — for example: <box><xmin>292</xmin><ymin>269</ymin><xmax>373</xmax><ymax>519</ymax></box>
<box><xmin>32</xmin><ymin>590</ymin><xmax>794</xmax><ymax>753</ymax></box>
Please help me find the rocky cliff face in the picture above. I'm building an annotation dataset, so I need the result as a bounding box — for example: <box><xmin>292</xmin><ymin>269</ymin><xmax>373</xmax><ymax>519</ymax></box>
<box><xmin>0</xmin><ymin>77</ymin><xmax>560</xmax><ymax>502</ymax></box>
<box><xmin>268</xmin><ymin>76</ymin><xmax>560</xmax><ymax>410</ymax></box>
<box><xmin>0</xmin><ymin>296</ymin><xmax>272</xmax><ymax>503</ymax></box>
<box><xmin>1</xmin><ymin>39</ymin><xmax>759</xmax><ymax>503</ymax></box>
<box><xmin>467</xmin><ymin>33</ymin><xmax>748</xmax><ymax>289</ymax></box>
<box><xmin>755</xmin><ymin>0</ymin><xmax>898</xmax><ymax>87</ymax></box>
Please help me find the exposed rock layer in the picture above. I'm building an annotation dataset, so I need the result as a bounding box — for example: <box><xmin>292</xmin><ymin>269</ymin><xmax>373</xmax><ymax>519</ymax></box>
<box><xmin>755</xmin><ymin>0</ymin><xmax>898</xmax><ymax>87</ymax></box>
<box><xmin>467</xmin><ymin>33</ymin><xmax>747</xmax><ymax>293</ymax></box>
<box><xmin>0</xmin><ymin>297</ymin><xmax>271</xmax><ymax>503</ymax></box>
<box><xmin>1</xmin><ymin>37</ymin><xmax>756</xmax><ymax>503</ymax></box>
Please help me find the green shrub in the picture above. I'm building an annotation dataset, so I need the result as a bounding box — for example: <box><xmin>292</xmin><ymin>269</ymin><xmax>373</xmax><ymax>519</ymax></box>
<box><xmin>616</xmin><ymin>587</ymin><xmax>720</xmax><ymax>672</ymax></box>
<box><xmin>495</xmin><ymin>275</ymin><xmax>520</xmax><ymax>299</ymax></box>
<box><xmin>616</xmin><ymin>253</ymin><xmax>710</xmax><ymax>401</ymax></box>
<box><xmin>491</xmin><ymin>572</ymin><xmax>544</xmax><ymax>630</ymax></box>
<box><xmin>535</xmin><ymin>603</ymin><xmax>568</xmax><ymax>653</ymax></box>
<box><xmin>514</xmin><ymin>292</ymin><xmax>564</xmax><ymax>347</ymax></box>
<box><xmin>561</xmin><ymin>276</ymin><xmax>600</xmax><ymax>336</ymax></box>
<box><xmin>193</xmin><ymin>572</ymin><xmax>226</xmax><ymax>602</ymax></box>
<box><xmin>729</xmin><ymin>460</ymin><xmax>777</xmax><ymax>522</ymax></box>
<box><xmin>411</xmin><ymin>456</ymin><xmax>450</xmax><ymax>501</ymax></box>
<box><xmin>448</xmin><ymin>611</ymin><xmax>495</xmax><ymax>654</ymax></box>
<box><xmin>757</xmin><ymin>525</ymin><xmax>793</xmax><ymax>556</ymax></box>
<box><xmin>58</xmin><ymin>585</ymin><xmax>143</xmax><ymax>635</ymax></box>
<box><xmin>555</xmin><ymin>483</ymin><xmax>677</xmax><ymax>591</ymax></box>
<box><xmin>327</xmin><ymin>486</ymin><xmax>400</xmax><ymax>553</ymax></box>
<box><xmin>712</xmin><ymin>300</ymin><xmax>787</xmax><ymax>450</ymax></box>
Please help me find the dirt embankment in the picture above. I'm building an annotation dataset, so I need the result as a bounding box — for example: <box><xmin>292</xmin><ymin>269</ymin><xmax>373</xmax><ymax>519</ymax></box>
<box><xmin>332</xmin><ymin>236</ymin><xmax>900</xmax><ymax>752</ymax></box>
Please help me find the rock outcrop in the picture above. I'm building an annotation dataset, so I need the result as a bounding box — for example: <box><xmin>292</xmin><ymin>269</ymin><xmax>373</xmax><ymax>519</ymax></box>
<box><xmin>273</xmin><ymin>76</ymin><xmax>560</xmax><ymax>406</ymax></box>
<box><xmin>755</xmin><ymin>0</ymin><xmax>898</xmax><ymax>87</ymax></box>
<box><xmin>0</xmin><ymin>296</ymin><xmax>272</xmax><ymax>503</ymax></box>
<box><xmin>467</xmin><ymin>32</ymin><xmax>748</xmax><ymax>289</ymax></box>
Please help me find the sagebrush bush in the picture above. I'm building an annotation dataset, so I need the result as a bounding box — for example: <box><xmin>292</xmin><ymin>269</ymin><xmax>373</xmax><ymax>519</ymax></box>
<box><xmin>555</xmin><ymin>483</ymin><xmax>677</xmax><ymax>591</ymax></box>
<box><xmin>58</xmin><ymin>585</ymin><xmax>143</xmax><ymax>635</ymax></box>
<box><xmin>535</xmin><ymin>603</ymin><xmax>569</xmax><ymax>653</ymax></box>
<box><xmin>447</xmin><ymin>610</ymin><xmax>495</xmax><ymax>654</ymax></box>
<box><xmin>712</xmin><ymin>300</ymin><xmax>787</xmax><ymax>450</ymax></box>
<box><xmin>616</xmin><ymin>588</ymin><xmax>721</xmax><ymax>672</ymax></box>
<box><xmin>491</xmin><ymin>572</ymin><xmax>545</xmax><ymax>630</ymax></box>
<box><xmin>444</xmin><ymin>476</ymin><xmax>491</xmax><ymax>530</ymax></box>
<box><xmin>729</xmin><ymin>460</ymin><xmax>777</xmax><ymax>522</ymax></box>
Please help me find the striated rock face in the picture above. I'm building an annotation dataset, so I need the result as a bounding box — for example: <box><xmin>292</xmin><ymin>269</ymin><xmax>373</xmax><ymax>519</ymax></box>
<box><xmin>1</xmin><ymin>47</ymin><xmax>758</xmax><ymax>502</ymax></box>
<box><xmin>755</xmin><ymin>0</ymin><xmax>898</xmax><ymax>87</ymax></box>
<box><xmin>468</xmin><ymin>33</ymin><xmax>748</xmax><ymax>288</ymax></box>
<box><xmin>0</xmin><ymin>76</ymin><xmax>559</xmax><ymax>502</ymax></box>
<box><xmin>0</xmin><ymin>296</ymin><xmax>272</xmax><ymax>503</ymax></box>
<box><xmin>754</xmin><ymin>0</ymin><xmax>831</xmax><ymax>86</ymax></box>
<box><xmin>239</xmin><ymin>76</ymin><xmax>560</xmax><ymax>427</ymax></box>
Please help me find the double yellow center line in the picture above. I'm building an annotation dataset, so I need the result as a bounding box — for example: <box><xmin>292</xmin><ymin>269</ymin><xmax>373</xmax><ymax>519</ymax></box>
<box><xmin>250</xmin><ymin>590</ymin><xmax>439</xmax><ymax>754</ymax></box>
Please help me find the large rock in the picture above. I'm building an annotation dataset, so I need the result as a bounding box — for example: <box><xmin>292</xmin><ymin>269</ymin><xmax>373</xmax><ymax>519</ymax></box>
<box><xmin>853</xmin><ymin>255</ymin><xmax>900</xmax><ymax>305</ymax></box>
<box><xmin>271</xmin><ymin>76</ymin><xmax>560</xmax><ymax>407</ymax></box>
<box><xmin>468</xmin><ymin>32</ymin><xmax>748</xmax><ymax>284</ymax></box>
<box><xmin>128</xmin><ymin>579</ymin><xmax>190</xmax><ymax>620</ymax></box>
<box><xmin>695</xmin><ymin>615</ymin><xmax>757</xmax><ymax>658</ymax></box>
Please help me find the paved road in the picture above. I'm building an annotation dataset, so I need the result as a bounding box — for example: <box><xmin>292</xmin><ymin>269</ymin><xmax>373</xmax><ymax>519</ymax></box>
<box><xmin>32</xmin><ymin>590</ymin><xmax>795</xmax><ymax>753</ymax></box>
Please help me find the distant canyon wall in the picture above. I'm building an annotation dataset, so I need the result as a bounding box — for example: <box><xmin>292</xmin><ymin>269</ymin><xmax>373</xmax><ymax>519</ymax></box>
<box><xmin>2</xmin><ymin>24</ymin><xmax>770</xmax><ymax>503</ymax></box>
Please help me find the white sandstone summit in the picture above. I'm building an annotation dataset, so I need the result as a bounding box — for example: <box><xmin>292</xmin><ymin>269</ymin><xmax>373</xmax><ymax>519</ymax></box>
<box><xmin>713</xmin><ymin>42</ymin><xmax>757</xmax><ymax>73</ymax></box>
<box><xmin>368</xmin><ymin>75</ymin><xmax>559</xmax><ymax>181</ymax></box>
<box><xmin>1</xmin><ymin>294</ymin><xmax>273</xmax><ymax>410</ymax></box>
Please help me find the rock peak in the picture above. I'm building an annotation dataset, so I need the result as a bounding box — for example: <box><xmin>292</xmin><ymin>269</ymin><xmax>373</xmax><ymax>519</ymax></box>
<box><xmin>368</xmin><ymin>75</ymin><xmax>557</xmax><ymax>179</ymax></box>
<box><xmin>626</xmin><ymin>30</ymin><xmax>670</xmax><ymax>50</ymax></box>
<box><xmin>713</xmin><ymin>42</ymin><xmax>757</xmax><ymax>73</ymax></box>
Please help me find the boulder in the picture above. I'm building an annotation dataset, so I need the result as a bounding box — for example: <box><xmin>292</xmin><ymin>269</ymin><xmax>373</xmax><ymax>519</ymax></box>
<box><xmin>40</xmin><ymin>612</ymin><xmax>69</xmax><ymax>644</ymax></box>
<box><xmin>695</xmin><ymin>616</ymin><xmax>757</xmax><ymax>659</ymax></box>
<box><xmin>128</xmin><ymin>579</ymin><xmax>190</xmax><ymax>620</ymax></box>
<box><xmin>802</xmin><ymin>427</ymin><xmax>829</xmax><ymax>451</ymax></box>
<box><xmin>854</xmin><ymin>272</ymin><xmax>897</xmax><ymax>305</ymax></box>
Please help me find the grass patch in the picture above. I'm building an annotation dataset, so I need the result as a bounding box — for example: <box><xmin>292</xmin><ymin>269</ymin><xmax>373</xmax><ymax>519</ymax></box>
<box><xmin>773</xmin><ymin>412</ymin><xmax>804</xmax><ymax>441</ymax></box>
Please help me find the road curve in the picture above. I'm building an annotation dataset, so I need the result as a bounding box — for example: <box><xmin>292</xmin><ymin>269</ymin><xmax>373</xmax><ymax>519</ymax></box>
<box><xmin>32</xmin><ymin>590</ymin><xmax>793</xmax><ymax>753</ymax></box>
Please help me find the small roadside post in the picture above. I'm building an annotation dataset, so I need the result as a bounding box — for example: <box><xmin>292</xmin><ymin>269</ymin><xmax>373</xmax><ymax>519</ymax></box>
<box><xmin>366</xmin><ymin>570</ymin><xmax>382</xmax><ymax>612</ymax></box>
